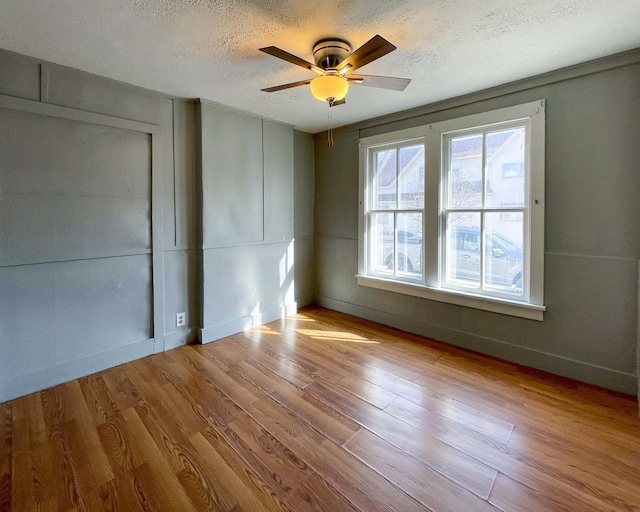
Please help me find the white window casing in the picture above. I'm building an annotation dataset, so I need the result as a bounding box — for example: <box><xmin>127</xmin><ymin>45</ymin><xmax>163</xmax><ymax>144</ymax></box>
<box><xmin>357</xmin><ymin>100</ymin><xmax>546</xmax><ymax>321</ymax></box>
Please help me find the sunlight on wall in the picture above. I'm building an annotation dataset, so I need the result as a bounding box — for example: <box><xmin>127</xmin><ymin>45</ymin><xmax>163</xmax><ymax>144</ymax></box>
<box><xmin>243</xmin><ymin>302</ymin><xmax>263</xmax><ymax>331</ymax></box>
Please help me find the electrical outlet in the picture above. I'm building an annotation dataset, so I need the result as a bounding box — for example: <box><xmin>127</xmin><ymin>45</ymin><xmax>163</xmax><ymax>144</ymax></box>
<box><xmin>176</xmin><ymin>312</ymin><xmax>186</xmax><ymax>327</ymax></box>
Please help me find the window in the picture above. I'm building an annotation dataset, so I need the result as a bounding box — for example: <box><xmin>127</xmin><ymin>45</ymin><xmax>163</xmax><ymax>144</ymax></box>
<box><xmin>358</xmin><ymin>101</ymin><xmax>545</xmax><ymax>320</ymax></box>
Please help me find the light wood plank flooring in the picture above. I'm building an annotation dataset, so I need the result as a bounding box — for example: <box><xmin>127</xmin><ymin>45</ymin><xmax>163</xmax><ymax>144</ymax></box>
<box><xmin>2</xmin><ymin>305</ymin><xmax>640</xmax><ymax>511</ymax></box>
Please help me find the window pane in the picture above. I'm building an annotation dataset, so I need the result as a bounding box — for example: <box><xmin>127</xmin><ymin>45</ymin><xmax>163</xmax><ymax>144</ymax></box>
<box><xmin>398</xmin><ymin>145</ymin><xmax>425</xmax><ymax>209</ymax></box>
<box><xmin>484</xmin><ymin>212</ymin><xmax>524</xmax><ymax>296</ymax></box>
<box><xmin>445</xmin><ymin>212</ymin><xmax>481</xmax><ymax>289</ymax></box>
<box><xmin>486</xmin><ymin>128</ymin><xmax>525</xmax><ymax>208</ymax></box>
<box><xmin>397</xmin><ymin>212</ymin><xmax>422</xmax><ymax>278</ymax></box>
<box><xmin>448</xmin><ymin>134</ymin><xmax>482</xmax><ymax>208</ymax></box>
<box><xmin>372</xmin><ymin>148</ymin><xmax>396</xmax><ymax>209</ymax></box>
<box><xmin>371</xmin><ymin>213</ymin><xmax>394</xmax><ymax>274</ymax></box>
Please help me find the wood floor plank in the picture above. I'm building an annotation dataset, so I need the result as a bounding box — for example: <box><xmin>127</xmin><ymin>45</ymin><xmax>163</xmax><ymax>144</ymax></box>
<box><xmin>230</xmin><ymin>338</ymin><xmax>314</xmax><ymax>388</ymax></box>
<box><xmin>101</xmin><ymin>367</ymin><xmax>145</xmax><ymax>412</ymax></box>
<box><xmin>305</xmin><ymin>380</ymin><xmax>498</xmax><ymax>499</ymax></box>
<box><xmin>96</xmin><ymin>412</ymin><xmax>146</xmax><ymax>475</ymax></box>
<box><xmin>78</xmin><ymin>471</ymin><xmax>146</xmax><ymax>512</ymax></box>
<box><xmin>387</xmin><ymin>394</ymin><xmax>626</xmax><ymax>510</ymax></box>
<box><xmin>193</xmin><ymin>426</ymin><xmax>292</xmax><ymax>512</ymax></box>
<box><xmin>246</xmin><ymin>395</ymin><xmax>427</xmax><ymax>512</ymax></box>
<box><xmin>199</xmin><ymin>425</ymin><xmax>291</xmax><ymax>502</ymax></box>
<box><xmin>78</xmin><ymin>375</ymin><xmax>120</xmax><ymax>427</ymax></box>
<box><xmin>11</xmin><ymin>451</ymin><xmax>37</xmax><ymax>512</ymax></box>
<box><xmin>285</xmin><ymin>473</ymin><xmax>361</xmax><ymax>512</ymax></box>
<box><xmin>121</xmin><ymin>407</ymin><xmax>197</xmax><ymax>511</ymax></box>
<box><xmin>344</xmin><ymin>428</ymin><xmax>499</xmax><ymax>512</ymax></box>
<box><xmin>30</xmin><ymin>437</ymin><xmax>79</xmax><ymax>511</ymax></box>
<box><xmin>178</xmin><ymin>346</ymin><xmax>266</xmax><ymax>408</ymax></box>
<box><xmin>289</xmin><ymin>324</ymin><xmax>423</xmax><ymax>381</ymax></box>
<box><xmin>0</xmin><ymin>403</ymin><xmax>11</xmax><ymax>512</ymax></box>
<box><xmin>11</xmin><ymin>393</ymin><xmax>47</xmax><ymax>456</ymax></box>
<box><xmin>5</xmin><ymin>306</ymin><xmax>640</xmax><ymax>511</ymax></box>
<box><xmin>63</xmin><ymin>381</ymin><xmax>115</xmax><ymax>495</ymax></box>
<box><xmin>331</xmin><ymin>372</ymin><xmax>398</xmax><ymax>409</ymax></box>
<box><xmin>189</xmin><ymin>430</ymin><xmax>290</xmax><ymax>512</ymax></box>
<box><xmin>487</xmin><ymin>472</ymin><xmax>601</xmax><ymax>512</ymax></box>
<box><xmin>227</xmin><ymin>411</ymin><xmax>317</xmax><ymax>494</ymax></box>
<box><xmin>385</xmin><ymin>395</ymin><xmax>514</xmax><ymax>448</ymax></box>
<box><xmin>272</xmin><ymin>343</ymin><xmax>348</xmax><ymax>382</ymax></box>
<box><xmin>232</xmin><ymin>358</ymin><xmax>302</xmax><ymax>396</ymax></box>
<box><xmin>239</xmin><ymin>329</ymin><xmax>288</xmax><ymax>351</ymax></box>
<box><xmin>269</xmin><ymin>387</ymin><xmax>360</xmax><ymax>445</ymax></box>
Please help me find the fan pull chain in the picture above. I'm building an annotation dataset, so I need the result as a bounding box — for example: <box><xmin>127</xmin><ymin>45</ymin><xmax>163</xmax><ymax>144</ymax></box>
<box><xmin>327</xmin><ymin>103</ymin><xmax>334</xmax><ymax>147</ymax></box>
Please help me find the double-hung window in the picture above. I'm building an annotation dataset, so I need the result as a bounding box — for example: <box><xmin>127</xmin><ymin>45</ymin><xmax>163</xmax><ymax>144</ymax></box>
<box><xmin>357</xmin><ymin>101</ymin><xmax>545</xmax><ymax>320</ymax></box>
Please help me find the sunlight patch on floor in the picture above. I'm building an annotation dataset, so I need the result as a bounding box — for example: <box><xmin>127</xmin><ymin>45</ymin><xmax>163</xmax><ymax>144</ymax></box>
<box><xmin>296</xmin><ymin>328</ymin><xmax>379</xmax><ymax>344</ymax></box>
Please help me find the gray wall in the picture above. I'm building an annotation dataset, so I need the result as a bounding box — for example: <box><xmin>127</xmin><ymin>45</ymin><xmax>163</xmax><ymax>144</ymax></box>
<box><xmin>313</xmin><ymin>54</ymin><xmax>640</xmax><ymax>394</ymax></box>
<box><xmin>294</xmin><ymin>130</ymin><xmax>315</xmax><ymax>307</ymax></box>
<box><xmin>0</xmin><ymin>48</ymin><xmax>315</xmax><ymax>402</ymax></box>
<box><xmin>197</xmin><ymin>101</ymin><xmax>298</xmax><ymax>343</ymax></box>
<box><xmin>0</xmin><ymin>52</ymin><xmax>192</xmax><ymax>401</ymax></box>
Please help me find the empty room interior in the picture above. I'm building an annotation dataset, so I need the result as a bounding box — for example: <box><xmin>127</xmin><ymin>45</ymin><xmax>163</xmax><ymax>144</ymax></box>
<box><xmin>1</xmin><ymin>1</ymin><xmax>640</xmax><ymax>510</ymax></box>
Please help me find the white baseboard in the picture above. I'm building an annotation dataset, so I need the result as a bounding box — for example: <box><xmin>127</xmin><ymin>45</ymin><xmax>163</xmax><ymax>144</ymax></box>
<box><xmin>199</xmin><ymin>303</ymin><xmax>298</xmax><ymax>344</ymax></box>
<box><xmin>0</xmin><ymin>338</ymin><xmax>154</xmax><ymax>404</ymax></box>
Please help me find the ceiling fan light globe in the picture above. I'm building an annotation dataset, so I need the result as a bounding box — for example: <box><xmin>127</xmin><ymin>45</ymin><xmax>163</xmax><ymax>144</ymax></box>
<box><xmin>310</xmin><ymin>74</ymin><xmax>349</xmax><ymax>102</ymax></box>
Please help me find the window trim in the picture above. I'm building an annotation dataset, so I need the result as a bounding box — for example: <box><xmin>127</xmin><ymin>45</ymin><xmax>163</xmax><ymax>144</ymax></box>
<box><xmin>358</xmin><ymin>101</ymin><xmax>546</xmax><ymax>321</ymax></box>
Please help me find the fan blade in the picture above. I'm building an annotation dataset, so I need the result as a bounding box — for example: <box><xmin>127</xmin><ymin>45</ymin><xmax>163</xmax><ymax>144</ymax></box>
<box><xmin>261</xmin><ymin>79</ymin><xmax>313</xmax><ymax>93</ymax></box>
<box><xmin>337</xmin><ymin>35</ymin><xmax>396</xmax><ymax>73</ymax></box>
<box><xmin>348</xmin><ymin>74</ymin><xmax>411</xmax><ymax>91</ymax></box>
<box><xmin>329</xmin><ymin>98</ymin><xmax>346</xmax><ymax>107</ymax></box>
<box><xmin>259</xmin><ymin>46</ymin><xmax>325</xmax><ymax>75</ymax></box>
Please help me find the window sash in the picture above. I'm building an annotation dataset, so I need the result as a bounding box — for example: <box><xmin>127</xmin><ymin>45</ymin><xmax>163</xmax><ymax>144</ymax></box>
<box><xmin>366</xmin><ymin>139</ymin><xmax>425</xmax><ymax>282</ymax></box>
<box><xmin>440</xmin><ymin>120</ymin><xmax>530</xmax><ymax>301</ymax></box>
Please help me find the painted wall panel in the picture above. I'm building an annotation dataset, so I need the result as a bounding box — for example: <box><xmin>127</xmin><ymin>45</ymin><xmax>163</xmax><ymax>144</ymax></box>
<box><xmin>47</xmin><ymin>65</ymin><xmax>171</xmax><ymax>125</ymax></box>
<box><xmin>315</xmin><ymin>236</ymin><xmax>359</xmax><ymax>305</ymax></box>
<box><xmin>543</xmin><ymin>69</ymin><xmax>640</xmax><ymax>258</ymax></box>
<box><xmin>201</xmin><ymin>241</ymin><xmax>294</xmax><ymax>329</ymax></box>
<box><xmin>0</xmin><ymin>108</ymin><xmax>152</xmax><ymax>266</ymax></box>
<box><xmin>171</xmin><ymin>99</ymin><xmax>198</xmax><ymax>250</ymax></box>
<box><xmin>293</xmin><ymin>130</ymin><xmax>315</xmax><ymax>307</ymax></box>
<box><xmin>0</xmin><ymin>81</ymin><xmax>156</xmax><ymax>401</ymax></box>
<box><xmin>264</xmin><ymin>120</ymin><xmax>294</xmax><ymax>241</ymax></box>
<box><xmin>522</xmin><ymin>253</ymin><xmax>637</xmax><ymax>373</ymax></box>
<box><xmin>294</xmin><ymin>130</ymin><xmax>315</xmax><ymax>239</ymax></box>
<box><xmin>0</xmin><ymin>255</ymin><xmax>151</xmax><ymax>381</ymax></box>
<box><xmin>0</xmin><ymin>108</ymin><xmax>151</xmax><ymax>198</ymax></box>
<box><xmin>294</xmin><ymin>237</ymin><xmax>313</xmax><ymax>305</ymax></box>
<box><xmin>314</xmin><ymin>129</ymin><xmax>360</xmax><ymax>239</ymax></box>
<box><xmin>200</xmin><ymin>102</ymin><xmax>264</xmax><ymax>246</ymax></box>
<box><xmin>163</xmin><ymin>249</ymin><xmax>198</xmax><ymax>336</ymax></box>
<box><xmin>0</xmin><ymin>195</ymin><xmax>150</xmax><ymax>266</ymax></box>
<box><xmin>0</xmin><ymin>50</ymin><xmax>40</xmax><ymax>101</ymax></box>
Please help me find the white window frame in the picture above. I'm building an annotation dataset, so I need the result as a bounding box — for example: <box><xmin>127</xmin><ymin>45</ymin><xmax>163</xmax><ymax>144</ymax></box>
<box><xmin>357</xmin><ymin>100</ymin><xmax>546</xmax><ymax>321</ymax></box>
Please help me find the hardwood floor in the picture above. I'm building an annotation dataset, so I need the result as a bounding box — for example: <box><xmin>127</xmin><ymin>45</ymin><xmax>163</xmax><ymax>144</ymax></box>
<box><xmin>2</xmin><ymin>305</ymin><xmax>640</xmax><ymax>511</ymax></box>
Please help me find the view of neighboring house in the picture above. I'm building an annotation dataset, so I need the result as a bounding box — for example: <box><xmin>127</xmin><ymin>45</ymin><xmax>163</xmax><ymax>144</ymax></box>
<box><xmin>373</xmin><ymin>128</ymin><xmax>525</xmax><ymax>241</ymax></box>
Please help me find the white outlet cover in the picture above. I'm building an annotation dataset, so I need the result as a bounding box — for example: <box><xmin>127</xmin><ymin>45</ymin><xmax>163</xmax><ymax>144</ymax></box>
<box><xmin>176</xmin><ymin>312</ymin><xmax>186</xmax><ymax>327</ymax></box>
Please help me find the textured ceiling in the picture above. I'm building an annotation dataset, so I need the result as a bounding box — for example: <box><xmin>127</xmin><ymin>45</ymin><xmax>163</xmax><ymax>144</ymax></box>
<box><xmin>0</xmin><ymin>0</ymin><xmax>639</xmax><ymax>132</ymax></box>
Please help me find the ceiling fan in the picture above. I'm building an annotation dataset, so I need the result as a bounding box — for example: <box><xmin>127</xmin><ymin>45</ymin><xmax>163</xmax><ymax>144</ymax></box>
<box><xmin>259</xmin><ymin>35</ymin><xmax>411</xmax><ymax>107</ymax></box>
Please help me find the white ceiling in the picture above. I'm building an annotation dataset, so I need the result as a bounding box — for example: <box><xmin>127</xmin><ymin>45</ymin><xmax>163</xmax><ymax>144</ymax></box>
<box><xmin>1</xmin><ymin>0</ymin><xmax>639</xmax><ymax>133</ymax></box>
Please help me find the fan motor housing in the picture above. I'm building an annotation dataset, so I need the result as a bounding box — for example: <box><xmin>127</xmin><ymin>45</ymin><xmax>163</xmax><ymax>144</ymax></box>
<box><xmin>313</xmin><ymin>39</ymin><xmax>351</xmax><ymax>70</ymax></box>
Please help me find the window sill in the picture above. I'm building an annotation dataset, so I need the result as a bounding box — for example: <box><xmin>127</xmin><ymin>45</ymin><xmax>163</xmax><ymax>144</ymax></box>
<box><xmin>355</xmin><ymin>274</ymin><xmax>545</xmax><ymax>321</ymax></box>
